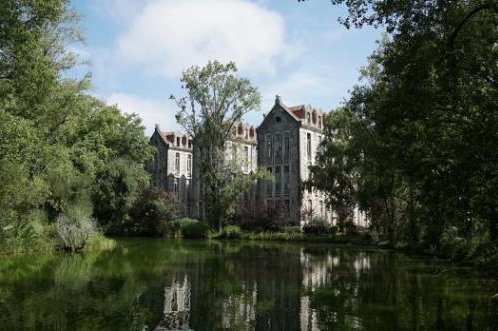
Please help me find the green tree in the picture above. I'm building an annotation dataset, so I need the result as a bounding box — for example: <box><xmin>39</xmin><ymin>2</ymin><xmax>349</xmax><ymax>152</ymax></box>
<box><xmin>0</xmin><ymin>0</ymin><xmax>155</xmax><ymax>250</ymax></box>
<box><xmin>172</xmin><ymin>61</ymin><xmax>264</xmax><ymax>229</ymax></box>
<box><xmin>306</xmin><ymin>0</ymin><xmax>498</xmax><ymax>254</ymax></box>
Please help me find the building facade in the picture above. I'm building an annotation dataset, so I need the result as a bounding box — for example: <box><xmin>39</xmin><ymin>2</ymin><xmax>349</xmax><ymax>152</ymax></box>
<box><xmin>256</xmin><ymin>96</ymin><xmax>329</xmax><ymax>225</ymax></box>
<box><xmin>149</xmin><ymin>126</ymin><xmax>193</xmax><ymax>216</ymax></box>
<box><xmin>150</xmin><ymin>96</ymin><xmax>367</xmax><ymax>227</ymax></box>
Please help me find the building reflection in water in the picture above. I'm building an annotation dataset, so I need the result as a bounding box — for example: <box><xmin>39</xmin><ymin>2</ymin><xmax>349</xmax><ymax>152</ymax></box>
<box><xmin>221</xmin><ymin>282</ymin><xmax>258</xmax><ymax>329</ymax></box>
<box><xmin>299</xmin><ymin>249</ymin><xmax>371</xmax><ymax>330</ymax></box>
<box><xmin>154</xmin><ymin>274</ymin><xmax>191</xmax><ymax>331</ymax></box>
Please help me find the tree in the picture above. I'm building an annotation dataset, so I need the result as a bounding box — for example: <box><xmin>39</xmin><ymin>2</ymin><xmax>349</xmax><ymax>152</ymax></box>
<box><xmin>0</xmin><ymin>1</ymin><xmax>155</xmax><ymax>250</ymax></box>
<box><xmin>305</xmin><ymin>0</ymin><xmax>498</xmax><ymax>253</ymax></box>
<box><xmin>172</xmin><ymin>61</ymin><xmax>264</xmax><ymax>229</ymax></box>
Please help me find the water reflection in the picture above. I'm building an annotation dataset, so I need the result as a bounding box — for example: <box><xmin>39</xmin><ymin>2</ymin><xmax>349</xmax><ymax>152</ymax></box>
<box><xmin>155</xmin><ymin>275</ymin><xmax>191</xmax><ymax>330</ymax></box>
<box><xmin>0</xmin><ymin>239</ymin><xmax>496</xmax><ymax>330</ymax></box>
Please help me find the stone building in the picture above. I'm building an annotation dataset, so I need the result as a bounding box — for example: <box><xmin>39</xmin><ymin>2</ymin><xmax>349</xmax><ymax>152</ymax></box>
<box><xmin>149</xmin><ymin>126</ymin><xmax>193</xmax><ymax>216</ymax></box>
<box><xmin>190</xmin><ymin>123</ymin><xmax>258</xmax><ymax>219</ymax></box>
<box><xmin>150</xmin><ymin>96</ymin><xmax>367</xmax><ymax>227</ymax></box>
<box><xmin>256</xmin><ymin>96</ymin><xmax>329</xmax><ymax>225</ymax></box>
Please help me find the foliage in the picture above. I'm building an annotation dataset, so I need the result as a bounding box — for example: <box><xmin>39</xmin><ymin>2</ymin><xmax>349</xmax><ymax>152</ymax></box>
<box><xmin>0</xmin><ymin>1</ymin><xmax>154</xmax><ymax>253</ymax></box>
<box><xmin>172</xmin><ymin>60</ymin><xmax>264</xmax><ymax>230</ymax></box>
<box><xmin>305</xmin><ymin>0</ymin><xmax>498</xmax><ymax>259</ymax></box>
<box><xmin>55</xmin><ymin>206</ymin><xmax>98</xmax><ymax>252</ymax></box>
<box><xmin>125</xmin><ymin>187</ymin><xmax>179</xmax><ymax>237</ymax></box>
<box><xmin>168</xmin><ymin>218</ymin><xmax>211</xmax><ymax>239</ymax></box>
<box><xmin>302</xmin><ymin>217</ymin><xmax>338</xmax><ymax>236</ymax></box>
<box><xmin>215</xmin><ymin>225</ymin><xmax>242</xmax><ymax>240</ymax></box>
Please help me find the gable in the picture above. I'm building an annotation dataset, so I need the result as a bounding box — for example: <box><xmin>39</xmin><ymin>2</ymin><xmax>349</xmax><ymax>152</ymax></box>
<box><xmin>257</xmin><ymin>103</ymin><xmax>300</xmax><ymax>134</ymax></box>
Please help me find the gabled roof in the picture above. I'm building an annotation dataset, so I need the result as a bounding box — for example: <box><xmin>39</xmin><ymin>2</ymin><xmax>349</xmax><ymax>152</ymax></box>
<box><xmin>152</xmin><ymin>125</ymin><xmax>170</xmax><ymax>146</ymax></box>
<box><xmin>271</xmin><ymin>95</ymin><xmax>302</xmax><ymax>122</ymax></box>
<box><xmin>288</xmin><ymin>105</ymin><xmax>306</xmax><ymax>119</ymax></box>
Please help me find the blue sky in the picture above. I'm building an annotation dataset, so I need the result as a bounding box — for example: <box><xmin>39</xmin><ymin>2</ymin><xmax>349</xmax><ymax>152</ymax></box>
<box><xmin>70</xmin><ymin>0</ymin><xmax>382</xmax><ymax>135</ymax></box>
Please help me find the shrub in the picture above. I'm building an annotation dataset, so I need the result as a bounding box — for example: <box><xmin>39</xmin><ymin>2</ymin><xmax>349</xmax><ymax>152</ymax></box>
<box><xmin>168</xmin><ymin>218</ymin><xmax>210</xmax><ymax>239</ymax></box>
<box><xmin>282</xmin><ymin>226</ymin><xmax>302</xmax><ymax>234</ymax></box>
<box><xmin>303</xmin><ymin>217</ymin><xmax>336</xmax><ymax>235</ymax></box>
<box><xmin>55</xmin><ymin>206</ymin><xmax>98</xmax><ymax>252</ymax></box>
<box><xmin>217</xmin><ymin>225</ymin><xmax>242</xmax><ymax>239</ymax></box>
<box><xmin>126</xmin><ymin>187</ymin><xmax>179</xmax><ymax>237</ymax></box>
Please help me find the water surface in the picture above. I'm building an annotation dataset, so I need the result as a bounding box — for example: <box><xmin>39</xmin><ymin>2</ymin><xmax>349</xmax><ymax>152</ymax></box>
<box><xmin>0</xmin><ymin>239</ymin><xmax>496</xmax><ymax>330</ymax></box>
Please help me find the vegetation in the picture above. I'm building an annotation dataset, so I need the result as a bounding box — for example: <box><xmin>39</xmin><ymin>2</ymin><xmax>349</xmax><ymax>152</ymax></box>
<box><xmin>172</xmin><ymin>61</ymin><xmax>268</xmax><ymax>230</ymax></box>
<box><xmin>167</xmin><ymin>218</ymin><xmax>211</xmax><ymax>239</ymax></box>
<box><xmin>0</xmin><ymin>0</ymin><xmax>160</xmax><ymax>253</ymax></box>
<box><xmin>304</xmin><ymin>0</ymin><xmax>498</xmax><ymax>262</ymax></box>
<box><xmin>213</xmin><ymin>225</ymin><xmax>243</xmax><ymax>240</ymax></box>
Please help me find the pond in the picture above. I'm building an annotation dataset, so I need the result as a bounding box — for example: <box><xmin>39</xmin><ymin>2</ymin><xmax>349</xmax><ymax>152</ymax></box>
<box><xmin>0</xmin><ymin>239</ymin><xmax>496</xmax><ymax>330</ymax></box>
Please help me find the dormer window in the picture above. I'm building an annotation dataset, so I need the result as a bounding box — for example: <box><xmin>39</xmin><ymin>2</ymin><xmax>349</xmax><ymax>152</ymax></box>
<box><xmin>176</xmin><ymin>137</ymin><xmax>180</xmax><ymax>147</ymax></box>
<box><xmin>307</xmin><ymin>112</ymin><xmax>311</xmax><ymax>124</ymax></box>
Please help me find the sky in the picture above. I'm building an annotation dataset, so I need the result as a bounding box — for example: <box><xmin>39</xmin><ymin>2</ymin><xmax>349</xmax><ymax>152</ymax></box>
<box><xmin>70</xmin><ymin>0</ymin><xmax>383</xmax><ymax>135</ymax></box>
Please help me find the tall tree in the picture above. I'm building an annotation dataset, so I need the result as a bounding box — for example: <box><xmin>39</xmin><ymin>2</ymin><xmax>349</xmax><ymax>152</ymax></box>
<box><xmin>172</xmin><ymin>61</ymin><xmax>262</xmax><ymax>229</ymax></box>
<box><xmin>305</xmin><ymin>0</ymin><xmax>498</xmax><ymax>252</ymax></box>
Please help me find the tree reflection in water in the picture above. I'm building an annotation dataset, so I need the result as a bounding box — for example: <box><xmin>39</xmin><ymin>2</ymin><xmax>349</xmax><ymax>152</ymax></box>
<box><xmin>0</xmin><ymin>239</ymin><xmax>496</xmax><ymax>330</ymax></box>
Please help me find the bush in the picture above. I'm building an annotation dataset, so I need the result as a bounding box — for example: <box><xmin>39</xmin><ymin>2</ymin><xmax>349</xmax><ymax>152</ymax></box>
<box><xmin>55</xmin><ymin>206</ymin><xmax>99</xmax><ymax>252</ymax></box>
<box><xmin>168</xmin><ymin>218</ymin><xmax>210</xmax><ymax>239</ymax></box>
<box><xmin>126</xmin><ymin>187</ymin><xmax>179</xmax><ymax>237</ymax></box>
<box><xmin>302</xmin><ymin>217</ymin><xmax>336</xmax><ymax>235</ymax></box>
<box><xmin>282</xmin><ymin>226</ymin><xmax>302</xmax><ymax>234</ymax></box>
<box><xmin>217</xmin><ymin>225</ymin><xmax>242</xmax><ymax>239</ymax></box>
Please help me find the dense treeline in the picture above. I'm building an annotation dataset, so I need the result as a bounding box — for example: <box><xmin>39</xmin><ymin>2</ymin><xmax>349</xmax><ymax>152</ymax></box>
<box><xmin>0</xmin><ymin>1</ymin><xmax>168</xmax><ymax>252</ymax></box>
<box><xmin>308</xmin><ymin>1</ymin><xmax>498</xmax><ymax>261</ymax></box>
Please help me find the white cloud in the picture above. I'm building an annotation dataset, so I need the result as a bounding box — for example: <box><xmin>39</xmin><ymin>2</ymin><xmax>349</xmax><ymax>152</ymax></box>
<box><xmin>115</xmin><ymin>0</ymin><xmax>286</xmax><ymax>77</ymax></box>
<box><xmin>106</xmin><ymin>93</ymin><xmax>179</xmax><ymax>135</ymax></box>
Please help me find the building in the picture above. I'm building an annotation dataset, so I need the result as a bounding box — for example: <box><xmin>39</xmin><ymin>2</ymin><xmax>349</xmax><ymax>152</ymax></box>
<box><xmin>256</xmin><ymin>96</ymin><xmax>329</xmax><ymax>225</ymax></box>
<box><xmin>149</xmin><ymin>126</ymin><xmax>193</xmax><ymax>216</ymax></box>
<box><xmin>150</xmin><ymin>96</ymin><xmax>367</xmax><ymax>227</ymax></box>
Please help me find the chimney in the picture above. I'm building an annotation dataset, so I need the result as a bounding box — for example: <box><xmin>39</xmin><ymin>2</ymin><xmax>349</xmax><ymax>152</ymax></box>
<box><xmin>275</xmin><ymin>95</ymin><xmax>281</xmax><ymax>105</ymax></box>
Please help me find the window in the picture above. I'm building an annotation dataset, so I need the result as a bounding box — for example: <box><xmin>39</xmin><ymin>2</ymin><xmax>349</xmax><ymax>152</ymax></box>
<box><xmin>175</xmin><ymin>153</ymin><xmax>180</xmax><ymax>174</ymax></box>
<box><xmin>308</xmin><ymin>199</ymin><xmax>313</xmax><ymax>214</ymax></box>
<box><xmin>275</xmin><ymin>132</ymin><xmax>282</xmax><ymax>164</ymax></box>
<box><xmin>187</xmin><ymin>154</ymin><xmax>192</xmax><ymax>175</ymax></box>
<box><xmin>275</xmin><ymin>166</ymin><xmax>281</xmax><ymax>196</ymax></box>
<box><xmin>174</xmin><ymin>178</ymin><xmax>179</xmax><ymax>196</ymax></box>
<box><xmin>307</xmin><ymin>112</ymin><xmax>311</xmax><ymax>123</ymax></box>
<box><xmin>275</xmin><ymin>116</ymin><xmax>281</xmax><ymax>123</ymax></box>
<box><xmin>283</xmin><ymin>165</ymin><xmax>290</xmax><ymax>195</ymax></box>
<box><xmin>266</xmin><ymin>167</ymin><xmax>273</xmax><ymax>197</ymax></box>
<box><xmin>318</xmin><ymin>116</ymin><xmax>321</xmax><ymax>128</ymax></box>
<box><xmin>307</xmin><ymin>133</ymin><xmax>311</xmax><ymax>159</ymax></box>
<box><xmin>265</xmin><ymin>134</ymin><xmax>273</xmax><ymax>163</ymax></box>
<box><xmin>176</xmin><ymin>137</ymin><xmax>180</xmax><ymax>147</ymax></box>
<box><xmin>283</xmin><ymin>132</ymin><xmax>290</xmax><ymax>162</ymax></box>
<box><xmin>244</xmin><ymin>146</ymin><xmax>249</xmax><ymax>172</ymax></box>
